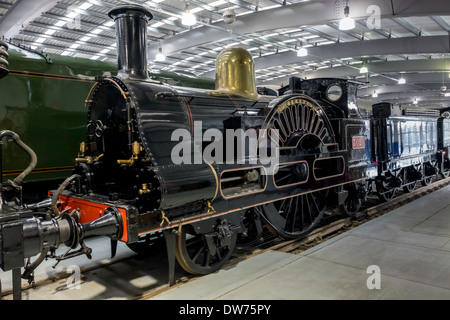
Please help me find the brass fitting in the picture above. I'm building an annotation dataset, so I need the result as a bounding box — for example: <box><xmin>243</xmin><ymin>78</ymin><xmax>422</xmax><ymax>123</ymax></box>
<box><xmin>75</xmin><ymin>153</ymin><xmax>104</xmax><ymax>164</ymax></box>
<box><xmin>139</xmin><ymin>183</ymin><xmax>152</xmax><ymax>195</ymax></box>
<box><xmin>117</xmin><ymin>141</ymin><xmax>142</xmax><ymax>166</ymax></box>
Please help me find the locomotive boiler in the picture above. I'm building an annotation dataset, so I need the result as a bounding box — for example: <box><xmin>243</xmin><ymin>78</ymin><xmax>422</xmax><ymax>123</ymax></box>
<box><xmin>1</xmin><ymin>4</ymin><xmax>450</xmax><ymax>299</ymax></box>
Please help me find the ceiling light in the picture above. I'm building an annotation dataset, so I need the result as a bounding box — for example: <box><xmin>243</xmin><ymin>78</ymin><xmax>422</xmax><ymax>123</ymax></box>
<box><xmin>181</xmin><ymin>4</ymin><xmax>196</xmax><ymax>26</ymax></box>
<box><xmin>152</xmin><ymin>21</ymin><xmax>164</xmax><ymax>28</ymax></box>
<box><xmin>155</xmin><ymin>47</ymin><xmax>166</xmax><ymax>62</ymax></box>
<box><xmin>413</xmin><ymin>98</ymin><xmax>418</xmax><ymax>105</ymax></box>
<box><xmin>398</xmin><ymin>77</ymin><xmax>406</xmax><ymax>84</ymax></box>
<box><xmin>296</xmin><ymin>41</ymin><xmax>308</xmax><ymax>57</ymax></box>
<box><xmin>360</xmin><ymin>65</ymin><xmax>368</xmax><ymax>73</ymax></box>
<box><xmin>339</xmin><ymin>2</ymin><xmax>355</xmax><ymax>31</ymax></box>
<box><xmin>91</xmin><ymin>28</ymin><xmax>103</xmax><ymax>35</ymax></box>
<box><xmin>297</xmin><ymin>48</ymin><xmax>308</xmax><ymax>57</ymax></box>
<box><xmin>54</xmin><ymin>20</ymin><xmax>66</xmax><ymax>27</ymax></box>
<box><xmin>79</xmin><ymin>3</ymin><xmax>93</xmax><ymax>10</ymax></box>
<box><xmin>209</xmin><ymin>0</ymin><xmax>226</xmax><ymax>6</ymax></box>
<box><xmin>445</xmin><ymin>92</ymin><xmax>450</xmax><ymax>97</ymax></box>
<box><xmin>372</xmin><ymin>91</ymin><xmax>378</xmax><ymax>98</ymax></box>
<box><xmin>66</xmin><ymin>11</ymin><xmax>79</xmax><ymax>19</ymax></box>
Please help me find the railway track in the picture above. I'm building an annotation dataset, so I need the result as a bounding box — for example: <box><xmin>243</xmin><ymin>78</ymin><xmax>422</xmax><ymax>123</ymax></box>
<box><xmin>2</xmin><ymin>176</ymin><xmax>450</xmax><ymax>300</ymax></box>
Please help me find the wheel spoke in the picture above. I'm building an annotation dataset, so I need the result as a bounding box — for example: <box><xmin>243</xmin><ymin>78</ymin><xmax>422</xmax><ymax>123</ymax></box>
<box><xmin>176</xmin><ymin>224</ymin><xmax>237</xmax><ymax>275</ymax></box>
<box><xmin>261</xmin><ymin>190</ymin><xmax>326</xmax><ymax>239</ymax></box>
<box><xmin>192</xmin><ymin>245</ymin><xmax>204</xmax><ymax>263</ymax></box>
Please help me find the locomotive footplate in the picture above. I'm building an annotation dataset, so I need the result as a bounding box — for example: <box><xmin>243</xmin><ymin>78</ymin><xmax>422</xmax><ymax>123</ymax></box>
<box><xmin>58</xmin><ymin>192</ymin><xmax>138</xmax><ymax>244</ymax></box>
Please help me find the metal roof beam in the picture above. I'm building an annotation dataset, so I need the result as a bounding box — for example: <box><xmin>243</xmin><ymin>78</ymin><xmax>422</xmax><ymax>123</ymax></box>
<box><xmin>202</xmin><ymin>35</ymin><xmax>450</xmax><ymax>78</ymax></box>
<box><xmin>430</xmin><ymin>16</ymin><xmax>450</xmax><ymax>33</ymax></box>
<box><xmin>392</xmin><ymin>17</ymin><xmax>424</xmax><ymax>36</ymax></box>
<box><xmin>148</xmin><ymin>0</ymin><xmax>450</xmax><ymax>58</ymax></box>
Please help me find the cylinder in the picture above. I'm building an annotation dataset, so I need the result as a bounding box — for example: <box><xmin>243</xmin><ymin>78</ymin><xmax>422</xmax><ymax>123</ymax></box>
<box><xmin>108</xmin><ymin>5</ymin><xmax>153</xmax><ymax>79</ymax></box>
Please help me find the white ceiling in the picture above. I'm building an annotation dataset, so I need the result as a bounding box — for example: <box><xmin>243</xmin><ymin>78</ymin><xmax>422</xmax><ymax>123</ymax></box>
<box><xmin>1</xmin><ymin>0</ymin><xmax>450</xmax><ymax>110</ymax></box>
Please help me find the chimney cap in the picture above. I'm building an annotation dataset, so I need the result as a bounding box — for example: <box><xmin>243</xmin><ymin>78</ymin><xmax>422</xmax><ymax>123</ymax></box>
<box><xmin>108</xmin><ymin>5</ymin><xmax>153</xmax><ymax>22</ymax></box>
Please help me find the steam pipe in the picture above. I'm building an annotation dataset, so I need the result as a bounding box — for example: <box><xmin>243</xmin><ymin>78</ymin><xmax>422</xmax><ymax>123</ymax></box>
<box><xmin>0</xmin><ymin>130</ymin><xmax>37</xmax><ymax>187</ymax></box>
<box><xmin>47</xmin><ymin>174</ymin><xmax>80</xmax><ymax>219</ymax></box>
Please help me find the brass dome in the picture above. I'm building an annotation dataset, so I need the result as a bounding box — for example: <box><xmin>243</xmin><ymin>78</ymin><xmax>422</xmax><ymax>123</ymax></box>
<box><xmin>214</xmin><ymin>47</ymin><xmax>258</xmax><ymax>100</ymax></box>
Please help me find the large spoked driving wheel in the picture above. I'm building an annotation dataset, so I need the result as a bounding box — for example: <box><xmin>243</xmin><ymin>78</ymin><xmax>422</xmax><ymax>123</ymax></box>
<box><xmin>260</xmin><ymin>190</ymin><xmax>328</xmax><ymax>240</ymax></box>
<box><xmin>175</xmin><ymin>223</ymin><xmax>237</xmax><ymax>275</ymax></box>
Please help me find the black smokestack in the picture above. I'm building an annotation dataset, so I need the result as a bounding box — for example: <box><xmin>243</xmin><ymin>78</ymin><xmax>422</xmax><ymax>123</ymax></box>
<box><xmin>108</xmin><ymin>5</ymin><xmax>153</xmax><ymax>79</ymax></box>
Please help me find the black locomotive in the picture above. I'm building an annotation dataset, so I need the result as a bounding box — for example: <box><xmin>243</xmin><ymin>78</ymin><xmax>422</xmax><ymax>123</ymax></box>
<box><xmin>1</xmin><ymin>5</ymin><xmax>450</xmax><ymax>298</ymax></box>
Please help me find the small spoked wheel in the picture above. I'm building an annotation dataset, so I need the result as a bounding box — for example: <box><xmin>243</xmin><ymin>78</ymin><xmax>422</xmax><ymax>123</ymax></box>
<box><xmin>339</xmin><ymin>183</ymin><xmax>362</xmax><ymax>217</ymax></box>
<box><xmin>260</xmin><ymin>190</ymin><xmax>328</xmax><ymax>240</ymax></box>
<box><xmin>175</xmin><ymin>224</ymin><xmax>237</xmax><ymax>275</ymax></box>
<box><xmin>441</xmin><ymin>171</ymin><xmax>450</xmax><ymax>179</ymax></box>
<box><xmin>378</xmin><ymin>188</ymin><xmax>396</xmax><ymax>202</ymax></box>
<box><xmin>420</xmin><ymin>176</ymin><xmax>433</xmax><ymax>186</ymax></box>
<box><xmin>403</xmin><ymin>181</ymin><xmax>416</xmax><ymax>193</ymax></box>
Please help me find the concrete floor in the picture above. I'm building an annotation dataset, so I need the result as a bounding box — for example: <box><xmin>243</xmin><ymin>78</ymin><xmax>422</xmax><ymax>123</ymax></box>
<box><xmin>151</xmin><ymin>184</ymin><xmax>450</xmax><ymax>300</ymax></box>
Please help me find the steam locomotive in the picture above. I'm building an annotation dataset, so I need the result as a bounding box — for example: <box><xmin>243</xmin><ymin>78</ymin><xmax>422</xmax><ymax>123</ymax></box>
<box><xmin>1</xmin><ymin>5</ymin><xmax>450</xmax><ymax>299</ymax></box>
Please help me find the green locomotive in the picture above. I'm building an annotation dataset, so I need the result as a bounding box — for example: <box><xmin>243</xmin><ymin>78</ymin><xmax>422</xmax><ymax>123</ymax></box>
<box><xmin>0</xmin><ymin>42</ymin><xmax>214</xmax><ymax>196</ymax></box>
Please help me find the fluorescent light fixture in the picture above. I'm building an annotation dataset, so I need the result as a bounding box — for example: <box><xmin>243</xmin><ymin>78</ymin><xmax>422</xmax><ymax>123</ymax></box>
<box><xmin>45</xmin><ymin>29</ymin><xmax>56</xmax><ymax>35</ymax></box>
<box><xmin>339</xmin><ymin>4</ymin><xmax>355</xmax><ymax>31</ymax></box>
<box><xmin>297</xmin><ymin>47</ymin><xmax>308</xmax><ymax>57</ymax></box>
<box><xmin>398</xmin><ymin>77</ymin><xmax>406</xmax><ymax>84</ymax></box>
<box><xmin>303</xmin><ymin>35</ymin><xmax>319</xmax><ymax>40</ymax></box>
<box><xmin>104</xmin><ymin>21</ymin><xmax>115</xmax><ymax>27</ymax></box>
<box><xmin>70</xmin><ymin>43</ymin><xmax>80</xmax><ymax>49</ymax></box>
<box><xmin>209</xmin><ymin>0</ymin><xmax>226</xmax><ymax>6</ymax></box>
<box><xmin>66</xmin><ymin>11</ymin><xmax>79</xmax><ymax>19</ymax></box>
<box><xmin>100</xmin><ymin>49</ymin><xmax>110</xmax><ymax>54</ymax></box>
<box><xmin>79</xmin><ymin>3</ymin><xmax>93</xmax><ymax>10</ymax></box>
<box><xmin>36</xmin><ymin>37</ymin><xmax>46</xmax><ymax>43</ymax></box>
<box><xmin>152</xmin><ymin>21</ymin><xmax>164</xmax><ymax>28</ymax></box>
<box><xmin>91</xmin><ymin>55</ymin><xmax>100</xmax><ymax>60</ymax></box>
<box><xmin>445</xmin><ymin>92</ymin><xmax>450</xmax><ymax>97</ymax></box>
<box><xmin>191</xmin><ymin>7</ymin><xmax>204</xmax><ymax>14</ymax></box>
<box><xmin>155</xmin><ymin>47</ymin><xmax>166</xmax><ymax>62</ymax></box>
<box><xmin>55</xmin><ymin>20</ymin><xmax>66</xmax><ymax>27</ymax></box>
<box><xmin>91</xmin><ymin>28</ymin><xmax>103</xmax><ymax>35</ymax></box>
<box><xmin>80</xmin><ymin>36</ymin><xmax>91</xmax><ymax>42</ymax></box>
